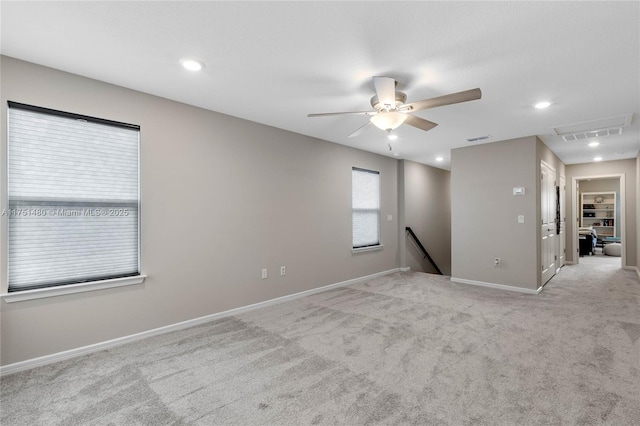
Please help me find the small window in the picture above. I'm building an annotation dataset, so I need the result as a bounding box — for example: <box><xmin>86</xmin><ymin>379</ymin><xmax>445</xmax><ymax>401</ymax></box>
<box><xmin>352</xmin><ymin>167</ymin><xmax>380</xmax><ymax>249</ymax></box>
<box><xmin>7</xmin><ymin>102</ymin><xmax>141</xmax><ymax>292</ymax></box>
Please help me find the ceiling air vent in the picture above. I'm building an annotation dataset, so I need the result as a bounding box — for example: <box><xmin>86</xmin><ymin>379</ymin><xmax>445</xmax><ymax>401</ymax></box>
<box><xmin>552</xmin><ymin>114</ymin><xmax>631</xmax><ymax>142</ymax></box>
<box><xmin>466</xmin><ymin>135</ymin><xmax>490</xmax><ymax>142</ymax></box>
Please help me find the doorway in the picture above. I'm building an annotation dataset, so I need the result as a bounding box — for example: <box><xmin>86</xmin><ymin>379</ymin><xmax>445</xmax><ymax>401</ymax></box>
<box><xmin>571</xmin><ymin>174</ymin><xmax>625</xmax><ymax>268</ymax></box>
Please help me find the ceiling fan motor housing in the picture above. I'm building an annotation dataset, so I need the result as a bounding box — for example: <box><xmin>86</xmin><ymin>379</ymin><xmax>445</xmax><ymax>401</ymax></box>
<box><xmin>370</xmin><ymin>92</ymin><xmax>407</xmax><ymax>111</ymax></box>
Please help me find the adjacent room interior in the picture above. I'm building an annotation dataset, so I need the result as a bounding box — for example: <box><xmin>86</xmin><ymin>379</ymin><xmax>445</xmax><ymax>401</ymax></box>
<box><xmin>577</xmin><ymin>177</ymin><xmax>622</xmax><ymax>264</ymax></box>
<box><xmin>0</xmin><ymin>2</ymin><xmax>639</xmax><ymax>424</ymax></box>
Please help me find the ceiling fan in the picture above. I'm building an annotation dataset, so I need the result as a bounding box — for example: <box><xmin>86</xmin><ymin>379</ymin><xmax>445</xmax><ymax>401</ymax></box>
<box><xmin>308</xmin><ymin>76</ymin><xmax>481</xmax><ymax>138</ymax></box>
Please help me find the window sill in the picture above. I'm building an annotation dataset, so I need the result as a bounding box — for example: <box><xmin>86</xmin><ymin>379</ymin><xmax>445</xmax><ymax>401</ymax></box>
<box><xmin>0</xmin><ymin>275</ymin><xmax>147</xmax><ymax>303</ymax></box>
<box><xmin>352</xmin><ymin>244</ymin><xmax>384</xmax><ymax>254</ymax></box>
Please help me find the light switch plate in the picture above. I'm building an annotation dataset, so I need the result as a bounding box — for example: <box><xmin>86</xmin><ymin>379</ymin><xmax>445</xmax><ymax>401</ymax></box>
<box><xmin>518</xmin><ymin>215</ymin><xmax>525</xmax><ymax>223</ymax></box>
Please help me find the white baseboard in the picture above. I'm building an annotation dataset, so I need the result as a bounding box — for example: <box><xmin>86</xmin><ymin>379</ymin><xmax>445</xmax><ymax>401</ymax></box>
<box><xmin>450</xmin><ymin>277</ymin><xmax>542</xmax><ymax>295</ymax></box>
<box><xmin>400</xmin><ymin>267</ymin><xmax>411</xmax><ymax>272</ymax></box>
<box><xmin>0</xmin><ymin>268</ymin><xmax>402</xmax><ymax>377</ymax></box>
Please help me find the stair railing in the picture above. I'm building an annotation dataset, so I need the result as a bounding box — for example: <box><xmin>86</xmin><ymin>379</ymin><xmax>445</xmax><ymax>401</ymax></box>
<box><xmin>405</xmin><ymin>227</ymin><xmax>443</xmax><ymax>275</ymax></box>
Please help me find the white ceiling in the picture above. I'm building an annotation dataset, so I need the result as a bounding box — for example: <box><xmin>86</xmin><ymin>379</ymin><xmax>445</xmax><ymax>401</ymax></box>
<box><xmin>1</xmin><ymin>1</ymin><xmax>639</xmax><ymax>169</ymax></box>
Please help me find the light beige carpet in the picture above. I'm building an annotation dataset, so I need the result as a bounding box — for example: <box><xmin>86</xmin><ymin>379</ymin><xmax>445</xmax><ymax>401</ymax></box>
<box><xmin>1</xmin><ymin>260</ymin><xmax>639</xmax><ymax>425</ymax></box>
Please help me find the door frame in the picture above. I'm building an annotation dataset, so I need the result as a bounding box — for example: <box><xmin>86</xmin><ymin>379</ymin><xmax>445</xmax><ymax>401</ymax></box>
<box><xmin>570</xmin><ymin>173</ymin><xmax>626</xmax><ymax>266</ymax></box>
<box><xmin>541</xmin><ymin>160</ymin><xmax>557</xmax><ymax>286</ymax></box>
<box><xmin>557</xmin><ymin>175</ymin><xmax>566</xmax><ymax>272</ymax></box>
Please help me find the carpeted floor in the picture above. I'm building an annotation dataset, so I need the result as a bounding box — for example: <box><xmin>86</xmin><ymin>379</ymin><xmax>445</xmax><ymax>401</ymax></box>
<box><xmin>1</xmin><ymin>259</ymin><xmax>639</xmax><ymax>425</ymax></box>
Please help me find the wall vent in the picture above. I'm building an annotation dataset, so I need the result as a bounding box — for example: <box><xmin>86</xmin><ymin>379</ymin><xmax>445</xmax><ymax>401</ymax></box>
<box><xmin>466</xmin><ymin>135</ymin><xmax>490</xmax><ymax>142</ymax></box>
<box><xmin>552</xmin><ymin>114</ymin><xmax>631</xmax><ymax>142</ymax></box>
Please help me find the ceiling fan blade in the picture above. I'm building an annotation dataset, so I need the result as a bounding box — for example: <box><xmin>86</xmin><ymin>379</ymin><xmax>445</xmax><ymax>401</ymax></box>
<box><xmin>404</xmin><ymin>88</ymin><xmax>482</xmax><ymax>112</ymax></box>
<box><xmin>348</xmin><ymin>121</ymin><xmax>374</xmax><ymax>138</ymax></box>
<box><xmin>373</xmin><ymin>76</ymin><xmax>396</xmax><ymax>108</ymax></box>
<box><xmin>404</xmin><ymin>115</ymin><xmax>439</xmax><ymax>132</ymax></box>
<box><xmin>308</xmin><ymin>110</ymin><xmax>374</xmax><ymax>117</ymax></box>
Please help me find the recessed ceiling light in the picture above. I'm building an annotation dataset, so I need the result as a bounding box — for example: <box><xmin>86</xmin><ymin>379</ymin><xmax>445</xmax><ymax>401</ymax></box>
<box><xmin>393</xmin><ymin>153</ymin><xmax>400</xmax><ymax>157</ymax></box>
<box><xmin>388</xmin><ymin>134</ymin><xmax>398</xmax><ymax>141</ymax></box>
<box><xmin>593</xmin><ymin>156</ymin><xmax>603</xmax><ymax>162</ymax></box>
<box><xmin>180</xmin><ymin>58</ymin><xmax>204</xmax><ymax>71</ymax></box>
<box><xmin>534</xmin><ymin>101</ymin><xmax>551</xmax><ymax>109</ymax></box>
<box><xmin>588</xmin><ymin>141</ymin><xmax>600</xmax><ymax>147</ymax></box>
<box><xmin>435</xmin><ymin>156</ymin><xmax>444</xmax><ymax>162</ymax></box>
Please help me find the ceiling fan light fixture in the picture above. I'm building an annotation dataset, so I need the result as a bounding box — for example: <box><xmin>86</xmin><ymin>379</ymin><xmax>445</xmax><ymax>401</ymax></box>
<box><xmin>370</xmin><ymin>111</ymin><xmax>407</xmax><ymax>131</ymax></box>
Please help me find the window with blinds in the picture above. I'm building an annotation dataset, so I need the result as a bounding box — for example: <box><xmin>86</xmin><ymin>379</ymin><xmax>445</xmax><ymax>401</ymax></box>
<box><xmin>352</xmin><ymin>167</ymin><xmax>380</xmax><ymax>249</ymax></box>
<box><xmin>7</xmin><ymin>102</ymin><xmax>140</xmax><ymax>292</ymax></box>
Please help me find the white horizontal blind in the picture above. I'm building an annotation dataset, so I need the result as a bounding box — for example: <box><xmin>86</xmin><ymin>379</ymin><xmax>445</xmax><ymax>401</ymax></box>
<box><xmin>8</xmin><ymin>104</ymin><xmax>140</xmax><ymax>291</ymax></box>
<box><xmin>352</xmin><ymin>168</ymin><xmax>380</xmax><ymax>248</ymax></box>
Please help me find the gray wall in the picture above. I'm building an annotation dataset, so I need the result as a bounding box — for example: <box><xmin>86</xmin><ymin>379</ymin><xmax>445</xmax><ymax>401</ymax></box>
<box><xmin>401</xmin><ymin>160</ymin><xmax>451</xmax><ymax>275</ymax></box>
<box><xmin>565</xmin><ymin>159</ymin><xmax>637</xmax><ymax>267</ymax></box>
<box><xmin>450</xmin><ymin>136</ymin><xmax>565</xmax><ymax>291</ymax></box>
<box><xmin>637</xmin><ymin>154</ymin><xmax>640</xmax><ymax>274</ymax></box>
<box><xmin>451</xmin><ymin>137</ymin><xmax>539</xmax><ymax>290</ymax></box>
<box><xmin>0</xmin><ymin>56</ymin><xmax>400</xmax><ymax>365</ymax></box>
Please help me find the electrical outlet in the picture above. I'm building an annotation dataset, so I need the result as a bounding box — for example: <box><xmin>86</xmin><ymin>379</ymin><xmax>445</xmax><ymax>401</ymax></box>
<box><xmin>261</xmin><ymin>268</ymin><xmax>268</xmax><ymax>279</ymax></box>
<box><xmin>280</xmin><ymin>266</ymin><xmax>286</xmax><ymax>276</ymax></box>
<box><xmin>494</xmin><ymin>258</ymin><xmax>501</xmax><ymax>266</ymax></box>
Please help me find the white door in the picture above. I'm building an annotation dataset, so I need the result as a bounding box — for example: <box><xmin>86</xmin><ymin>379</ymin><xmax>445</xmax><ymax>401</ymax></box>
<box><xmin>541</xmin><ymin>161</ymin><xmax>556</xmax><ymax>285</ymax></box>
<box><xmin>558</xmin><ymin>175</ymin><xmax>566</xmax><ymax>271</ymax></box>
